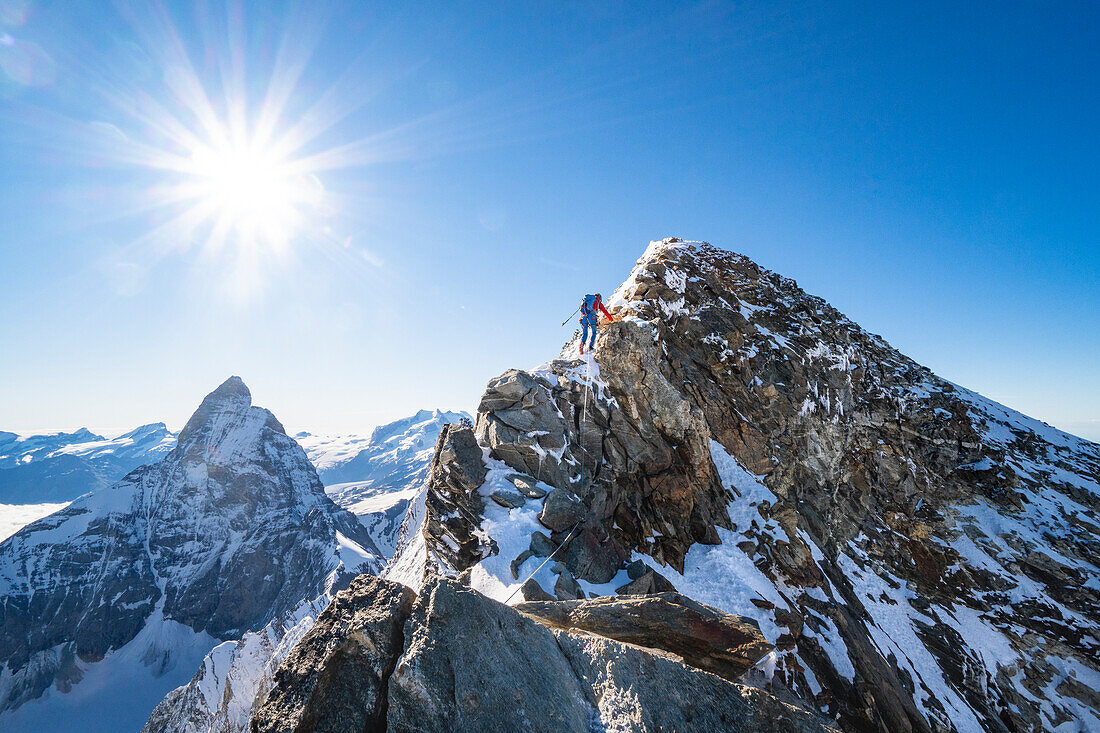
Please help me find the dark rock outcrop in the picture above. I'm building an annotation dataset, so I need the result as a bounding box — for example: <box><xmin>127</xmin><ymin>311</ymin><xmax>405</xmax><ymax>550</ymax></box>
<box><xmin>250</xmin><ymin>575</ymin><xmax>415</xmax><ymax>733</ymax></box>
<box><xmin>252</xmin><ymin>575</ymin><xmax>835</xmax><ymax>733</ymax></box>
<box><xmin>516</xmin><ymin>593</ymin><xmax>773</xmax><ymax>683</ymax></box>
<box><xmin>420</xmin><ymin>424</ymin><xmax>492</xmax><ymax>573</ymax></box>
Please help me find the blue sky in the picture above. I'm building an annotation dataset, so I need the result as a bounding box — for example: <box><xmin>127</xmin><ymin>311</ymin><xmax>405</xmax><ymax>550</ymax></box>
<box><xmin>0</xmin><ymin>1</ymin><xmax>1097</xmax><ymax>441</ymax></box>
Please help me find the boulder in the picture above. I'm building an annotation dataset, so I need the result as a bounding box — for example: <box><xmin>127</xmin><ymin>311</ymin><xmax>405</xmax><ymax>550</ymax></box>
<box><xmin>489</xmin><ymin>490</ymin><xmax>525</xmax><ymax>509</ymax></box>
<box><xmin>626</xmin><ymin>559</ymin><xmax>649</xmax><ymax>580</ymax></box>
<box><xmin>520</xmin><ymin>578</ymin><xmax>555</xmax><ymax>602</ymax></box>
<box><xmin>529</xmin><ymin>531</ymin><xmax>556</xmax><ymax>557</ymax></box>
<box><xmin>559</xmin><ymin>525</ymin><xmax>628</xmax><ymax>584</ymax></box>
<box><xmin>509</xmin><ymin>474</ymin><xmax>547</xmax><ymax>499</ymax></box>
<box><xmin>615</xmin><ymin>568</ymin><xmax>677</xmax><ymax>595</ymax></box>
<box><xmin>554</xmin><ymin>570</ymin><xmax>585</xmax><ymax>600</ymax></box>
<box><xmin>537</xmin><ymin>488</ymin><xmax>585</xmax><ymax>531</ymax></box>
<box><xmin>251</xmin><ymin>575</ymin><xmax>415</xmax><ymax>733</ymax></box>
<box><xmin>515</xmin><ymin>592</ymin><xmax>773</xmax><ymax>683</ymax></box>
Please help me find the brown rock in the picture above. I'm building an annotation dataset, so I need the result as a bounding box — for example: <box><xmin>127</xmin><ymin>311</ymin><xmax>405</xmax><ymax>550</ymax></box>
<box><xmin>516</xmin><ymin>592</ymin><xmax>773</xmax><ymax>682</ymax></box>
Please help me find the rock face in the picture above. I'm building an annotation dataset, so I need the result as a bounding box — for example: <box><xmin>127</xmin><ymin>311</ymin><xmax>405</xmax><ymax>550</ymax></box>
<box><xmin>250</xmin><ymin>575</ymin><xmax>415</xmax><ymax>733</ymax></box>
<box><xmin>0</xmin><ymin>377</ymin><xmax>381</xmax><ymax>729</ymax></box>
<box><xmin>250</xmin><ymin>574</ymin><xmax>836</xmax><ymax>733</ymax></box>
<box><xmin>515</xmin><ymin>593</ymin><xmax>773</xmax><ymax>683</ymax></box>
<box><xmin>419</xmin><ymin>423</ymin><xmax>493</xmax><ymax>573</ymax></box>
<box><xmin>394</xmin><ymin>239</ymin><xmax>1100</xmax><ymax>732</ymax></box>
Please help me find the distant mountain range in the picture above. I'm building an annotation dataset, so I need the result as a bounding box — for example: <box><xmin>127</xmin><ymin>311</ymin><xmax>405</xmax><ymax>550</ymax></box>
<box><xmin>0</xmin><ymin>424</ymin><xmax>176</xmax><ymax>504</ymax></box>
<box><xmin>0</xmin><ymin>378</ymin><xmax>383</xmax><ymax>732</ymax></box>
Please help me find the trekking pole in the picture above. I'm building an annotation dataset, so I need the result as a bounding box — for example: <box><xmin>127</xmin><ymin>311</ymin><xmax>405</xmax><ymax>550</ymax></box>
<box><xmin>560</xmin><ymin>306</ymin><xmax>580</xmax><ymax>327</ymax></box>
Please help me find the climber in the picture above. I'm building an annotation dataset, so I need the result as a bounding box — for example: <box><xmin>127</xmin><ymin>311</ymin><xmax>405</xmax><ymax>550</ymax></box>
<box><xmin>579</xmin><ymin>293</ymin><xmax>614</xmax><ymax>355</ymax></box>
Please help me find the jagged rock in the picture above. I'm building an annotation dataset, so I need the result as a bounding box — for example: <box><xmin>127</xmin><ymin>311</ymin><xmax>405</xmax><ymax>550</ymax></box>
<box><xmin>250</xmin><ymin>575</ymin><xmax>415</xmax><ymax>733</ymax></box>
<box><xmin>421</xmin><ymin>424</ymin><xmax>493</xmax><ymax>572</ymax></box>
<box><xmin>529</xmin><ymin>530</ymin><xmax>556</xmax><ymax>557</ymax></box>
<box><xmin>508</xmin><ymin>474</ymin><xmax>547</xmax><ymax>499</ymax></box>
<box><xmin>516</xmin><ymin>593</ymin><xmax>772</xmax><ymax>683</ymax></box>
<box><xmin>520</xmin><ymin>579</ymin><xmax>555</xmax><ymax>602</ymax></box>
<box><xmin>537</xmin><ymin>488</ymin><xmax>586</xmax><ymax>531</ymax></box>
<box><xmin>489</xmin><ymin>490</ymin><xmax>525</xmax><ymax>509</ymax></box>
<box><xmin>615</xmin><ymin>568</ymin><xmax>677</xmax><ymax>595</ymax></box>
<box><xmin>553</xmin><ymin>570</ymin><xmax>585</xmax><ymax>600</ymax></box>
<box><xmin>554</xmin><ymin>631</ymin><xmax>834</xmax><ymax>732</ymax></box>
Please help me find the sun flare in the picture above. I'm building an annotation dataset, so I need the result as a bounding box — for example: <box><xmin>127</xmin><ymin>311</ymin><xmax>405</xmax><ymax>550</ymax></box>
<box><xmin>180</xmin><ymin>139</ymin><xmax>324</xmax><ymax>251</ymax></box>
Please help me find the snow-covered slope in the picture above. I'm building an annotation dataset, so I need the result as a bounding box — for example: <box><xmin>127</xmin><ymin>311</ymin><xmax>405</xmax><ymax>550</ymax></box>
<box><xmin>142</xmin><ymin>410</ymin><xmax>468</xmax><ymax>732</ymax></box>
<box><xmin>0</xmin><ymin>423</ymin><xmax>176</xmax><ymax>504</ymax></box>
<box><xmin>384</xmin><ymin>238</ymin><xmax>1100</xmax><ymax>733</ymax></box>
<box><xmin>0</xmin><ymin>377</ymin><xmax>381</xmax><ymax>733</ymax></box>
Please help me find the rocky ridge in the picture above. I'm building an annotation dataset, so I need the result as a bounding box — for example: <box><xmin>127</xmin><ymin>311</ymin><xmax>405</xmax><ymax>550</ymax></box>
<box><xmin>249</xmin><ymin>573</ymin><xmax>835</xmax><ymax>733</ymax></box>
<box><xmin>391</xmin><ymin>239</ymin><xmax>1100</xmax><ymax>732</ymax></box>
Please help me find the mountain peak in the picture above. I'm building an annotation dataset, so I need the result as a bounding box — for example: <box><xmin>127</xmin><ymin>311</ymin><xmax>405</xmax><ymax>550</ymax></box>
<box><xmin>178</xmin><ymin>376</ymin><xmax>266</xmax><ymax>444</ymax></box>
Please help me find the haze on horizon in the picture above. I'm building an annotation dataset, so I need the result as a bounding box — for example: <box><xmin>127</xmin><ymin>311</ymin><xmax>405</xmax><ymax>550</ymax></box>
<box><xmin>0</xmin><ymin>1</ymin><xmax>1097</xmax><ymax>442</ymax></box>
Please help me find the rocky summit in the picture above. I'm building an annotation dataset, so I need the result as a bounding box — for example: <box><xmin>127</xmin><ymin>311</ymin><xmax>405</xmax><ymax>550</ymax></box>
<box><xmin>391</xmin><ymin>239</ymin><xmax>1099</xmax><ymax>731</ymax></box>
<box><xmin>0</xmin><ymin>377</ymin><xmax>381</xmax><ymax>731</ymax></box>
<box><xmin>144</xmin><ymin>239</ymin><xmax>1099</xmax><ymax>733</ymax></box>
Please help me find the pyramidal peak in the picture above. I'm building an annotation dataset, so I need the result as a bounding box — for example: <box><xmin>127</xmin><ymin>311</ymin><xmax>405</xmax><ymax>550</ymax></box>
<box><xmin>176</xmin><ymin>376</ymin><xmax>286</xmax><ymax>462</ymax></box>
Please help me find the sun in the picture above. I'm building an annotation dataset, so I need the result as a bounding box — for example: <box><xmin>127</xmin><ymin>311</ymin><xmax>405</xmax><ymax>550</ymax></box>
<box><xmin>180</xmin><ymin>138</ymin><xmax>324</xmax><ymax>252</ymax></box>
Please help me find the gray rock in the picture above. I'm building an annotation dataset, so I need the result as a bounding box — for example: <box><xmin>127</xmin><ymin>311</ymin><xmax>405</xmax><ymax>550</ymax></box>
<box><xmin>520</xmin><ymin>579</ymin><xmax>555</xmax><ymax>602</ymax></box>
<box><xmin>626</xmin><ymin>559</ymin><xmax>649</xmax><ymax>580</ymax></box>
<box><xmin>508</xmin><ymin>474</ymin><xmax>547</xmax><ymax>499</ymax></box>
<box><xmin>615</xmin><ymin>568</ymin><xmax>677</xmax><ymax>595</ymax></box>
<box><xmin>421</xmin><ymin>424</ymin><xmax>494</xmax><ymax>573</ymax></box>
<box><xmin>250</xmin><ymin>575</ymin><xmax>415</xmax><ymax>733</ymax></box>
<box><xmin>559</xmin><ymin>525</ymin><xmax>628</xmax><ymax>584</ymax></box>
<box><xmin>537</xmin><ymin>488</ymin><xmax>585</xmax><ymax>531</ymax></box>
<box><xmin>509</xmin><ymin>549</ymin><xmax>533</xmax><ymax>580</ymax></box>
<box><xmin>529</xmin><ymin>530</ymin><xmax>556</xmax><ymax>557</ymax></box>
<box><xmin>385</xmin><ymin>578</ymin><xmax>594</xmax><ymax>732</ymax></box>
<box><xmin>489</xmin><ymin>490</ymin><xmax>526</xmax><ymax>509</ymax></box>
<box><xmin>554</xmin><ymin>630</ymin><xmax>835</xmax><ymax>732</ymax></box>
<box><xmin>554</xmin><ymin>570</ymin><xmax>585</xmax><ymax>600</ymax></box>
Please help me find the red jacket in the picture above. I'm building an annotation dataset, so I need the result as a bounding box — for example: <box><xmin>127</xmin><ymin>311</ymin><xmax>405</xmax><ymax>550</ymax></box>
<box><xmin>580</xmin><ymin>296</ymin><xmax>613</xmax><ymax>324</ymax></box>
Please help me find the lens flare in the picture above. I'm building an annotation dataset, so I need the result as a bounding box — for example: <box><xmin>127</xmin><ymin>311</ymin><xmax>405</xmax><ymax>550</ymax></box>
<box><xmin>181</xmin><ymin>139</ymin><xmax>323</xmax><ymax>251</ymax></box>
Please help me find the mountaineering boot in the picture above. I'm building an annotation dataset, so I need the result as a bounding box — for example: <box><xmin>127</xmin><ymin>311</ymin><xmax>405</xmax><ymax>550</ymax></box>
<box><xmin>579</xmin><ymin>344</ymin><xmax>585</xmax><ymax>355</ymax></box>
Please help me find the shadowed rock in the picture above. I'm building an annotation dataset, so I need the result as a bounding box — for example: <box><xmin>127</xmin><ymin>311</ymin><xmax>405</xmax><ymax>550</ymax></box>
<box><xmin>250</xmin><ymin>575</ymin><xmax>415</xmax><ymax>733</ymax></box>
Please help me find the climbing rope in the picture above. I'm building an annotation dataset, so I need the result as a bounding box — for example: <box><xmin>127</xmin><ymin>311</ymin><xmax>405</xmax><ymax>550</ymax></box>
<box><xmin>505</xmin><ymin>352</ymin><xmax>596</xmax><ymax>605</ymax></box>
<box><xmin>504</xmin><ymin>519</ymin><xmax>582</xmax><ymax>604</ymax></box>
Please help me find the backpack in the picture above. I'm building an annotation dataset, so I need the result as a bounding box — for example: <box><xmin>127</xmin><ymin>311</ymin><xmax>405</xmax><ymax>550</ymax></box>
<box><xmin>581</xmin><ymin>294</ymin><xmax>598</xmax><ymax>315</ymax></box>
